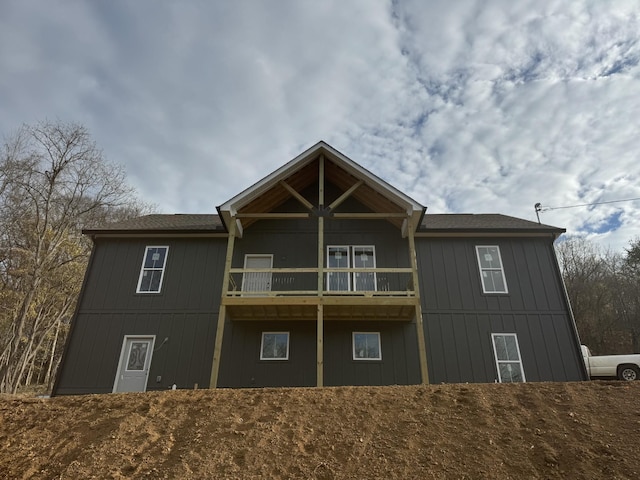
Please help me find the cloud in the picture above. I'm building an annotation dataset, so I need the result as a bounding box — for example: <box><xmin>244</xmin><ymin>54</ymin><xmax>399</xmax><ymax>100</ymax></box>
<box><xmin>1</xmin><ymin>0</ymin><xmax>639</xmax><ymax>251</ymax></box>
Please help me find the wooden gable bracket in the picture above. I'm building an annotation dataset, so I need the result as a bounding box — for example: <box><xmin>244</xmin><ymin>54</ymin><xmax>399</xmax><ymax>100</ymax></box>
<box><xmin>326</xmin><ymin>180</ymin><xmax>364</xmax><ymax>212</ymax></box>
<box><xmin>279</xmin><ymin>180</ymin><xmax>315</xmax><ymax>211</ymax></box>
<box><xmin>234</xmin><ymin>218</ymin><xmax>244</xmax><ymax>239</ymax></box>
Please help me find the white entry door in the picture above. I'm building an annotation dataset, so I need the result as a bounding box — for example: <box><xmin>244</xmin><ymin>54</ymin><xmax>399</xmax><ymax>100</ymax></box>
<box><xmin>113</xmin><ymin>336</ymin><xmax>155</xmax><ymax>393</ymax></box>
<box><xmin>242</xmin><ymin>254</ymin><xmax>273</xmax><ymax>296</ymax></box>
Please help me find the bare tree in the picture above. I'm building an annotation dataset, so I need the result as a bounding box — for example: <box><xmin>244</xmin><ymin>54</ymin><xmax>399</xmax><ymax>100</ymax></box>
<box><xmin>555</xmin><ymin>238</ymin><xmax>617</xmax><ymax>353</ymax></box>
<box><xmin>609</xmin><ymin>238</ymin><xmax>640</xmax><ymax>352</ymax></box>
<box><xmin>556</xmin><ymin>236</ymin><xmax>640</xmax><ymax>354</ymax></box>
<box><xmin>0</xmin><ymin>121</ymin><xmax>149</xmax><ymax>393</ymax></box>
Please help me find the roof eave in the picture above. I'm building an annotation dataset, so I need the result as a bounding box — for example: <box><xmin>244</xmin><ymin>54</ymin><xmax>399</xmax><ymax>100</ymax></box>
<box><xmin>417</xmin><ymin>228</ymin><xmax>565</xmax><ymax>238</ymax></box>
<box><xmin>216</xmin><ymin>141</ymin><xmax>426</xmax><ymax>233</ymax></box>
<box><xmin>82</xmin><ymin>228</ymin><xmax>226</xmax><ymax>236</ymax></box>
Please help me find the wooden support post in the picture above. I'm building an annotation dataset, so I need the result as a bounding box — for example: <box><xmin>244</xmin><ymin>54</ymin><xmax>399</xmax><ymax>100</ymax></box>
<box><xmin>317</xmin><ymin>155</ymin><xmax>325</xmax><ymax>387</ymax></box>
<box><xmin>407</xmin><ymin>219</ymin><xmax>430</xmax><ymax>384</ymax></box>
<box><xmin>209</xmin><ymin>218</ymin><xmax>237</xmax><ymax>388</ymax></box>
<box><xmin>317</xmin><ymin>303</ymin><xmax>324</xmax><ymax>387</ymax></box>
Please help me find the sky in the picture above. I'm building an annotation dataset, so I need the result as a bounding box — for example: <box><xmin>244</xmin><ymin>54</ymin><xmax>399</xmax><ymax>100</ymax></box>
<box><xmin>1</xmin><ymin>0</ymin><xmax>639</xmax><ymax>252</ymax></box>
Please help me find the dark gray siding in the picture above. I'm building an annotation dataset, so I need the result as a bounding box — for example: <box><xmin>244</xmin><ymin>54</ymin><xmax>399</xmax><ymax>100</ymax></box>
<box><xmin>217</xmin><ymin>320</ymin><xmax>317</xmax><ymax>388</ymax></box>
<box><xmin>78</xmin><ymin>238</ymin><xmax>226</xmax><ymax>312</ymax></box>
<box><xmin>55</xmin><ymin>237</ymin><xmax>227</xmax><ymax>395</ymax></box>
<box><xmin>323</xmin><ymin>321</ymin><xmax>421</xmax><ymax>386</ymax></box>
<box><xmin>416</xmin><ymin>236</ymin><xmax>585</xmax><ymax>383</ymax></box>
<box><xmin>233</xmin><ymin>217</ymin><xmax>409</xmax><ymax>274</ymax></box>
<box><xmin>56</xmin><ymin>191</ymin><xmax>585</xmax><ymax>393</ymax></box>
<box><xmin>55</xmin><ymin>312</ymin><xmax>217</xmax><ymax>394</ymax></box>
<box><xmin>217</xmin><ymin>320</ymin><xmax>421</xmax><ymax>388</ymax></box>
<box><xmin>232</xmin><ymin>185</ymin><xmax>410</xmax><ymax>281</ymax></box>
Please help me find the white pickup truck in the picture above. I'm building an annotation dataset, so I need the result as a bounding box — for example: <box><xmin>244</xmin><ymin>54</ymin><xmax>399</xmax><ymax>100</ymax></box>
<box><xmin>581</xmin><ymin>345</ymin><xmax>640</xmax><ymax>381</ymax></box>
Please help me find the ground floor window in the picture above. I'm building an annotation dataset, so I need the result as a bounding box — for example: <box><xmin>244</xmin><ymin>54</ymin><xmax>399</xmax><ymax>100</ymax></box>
<box><xmin>260</xmin><ymin>332</ymin><xmax>289</xmax><ymax>360</ymax></box>
<box><xmin>352</xmin><ymin>332</ymin><xmax>382</xmax><ymax>360</ymax></box>
<box><xmin>491</xmin><ymin>333</ymin><xmax>525</xmax><ymax>382</ymax></box>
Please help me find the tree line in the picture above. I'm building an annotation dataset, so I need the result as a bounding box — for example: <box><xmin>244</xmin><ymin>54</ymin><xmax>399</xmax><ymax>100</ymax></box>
<box><xmin>0</xmin><ymin>121</ymin><xmax>148</xmax><ymax>394</ymax></box>
<box><xmin>556</xmin><ymin>237</ymin><xmax>640</xmax><ymax>355</ymax></box>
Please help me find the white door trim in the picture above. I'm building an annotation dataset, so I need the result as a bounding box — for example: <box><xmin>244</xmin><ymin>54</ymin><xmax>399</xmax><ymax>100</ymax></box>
<box><xmin>242</xmin><ymin>254</ymin><xmax>273</xmax><ymax>295</ymax></box>
<box><xmin>112</xmin><ymin>335</ymin><xmax>156</xmax><ymax>393</ymax></box>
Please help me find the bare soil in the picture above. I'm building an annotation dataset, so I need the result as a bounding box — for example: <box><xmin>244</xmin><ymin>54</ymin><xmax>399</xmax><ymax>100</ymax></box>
<box><xmin>1</xmin><ymin>381</ymin><xmax>639</xmax><ymax>479</ymax></box>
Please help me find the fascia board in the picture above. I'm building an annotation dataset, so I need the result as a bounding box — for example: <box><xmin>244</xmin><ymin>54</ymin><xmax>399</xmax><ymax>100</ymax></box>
<box><xmin>217</xmin><ymin>141</ymin><xmax>325</xmax><ymax>214</ymax></box>
<box><xmin>415</xmin><ymin>231</ymin><xmax>564</xmax><ymax>239</ymax></box>
<box><xmin>320</xmin><ymin>143</ymin><xmax>424</xmax><ymax>214</ymax></box>
<box><xmin>217</xmin><ymin>141</ymin><xmax>425</xmax><ymax>216</ymax></box>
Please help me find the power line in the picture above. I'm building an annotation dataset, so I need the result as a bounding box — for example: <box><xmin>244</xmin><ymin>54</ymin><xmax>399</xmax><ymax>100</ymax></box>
<box><xmin>539</xmin><ymin>197</ymin><xmax>640</xmax><ymax>212</ymax></box>
<box><xmin>534</xmin><ymin>197</ymin><xmax>640</xmax><ymax>223</ymax></box>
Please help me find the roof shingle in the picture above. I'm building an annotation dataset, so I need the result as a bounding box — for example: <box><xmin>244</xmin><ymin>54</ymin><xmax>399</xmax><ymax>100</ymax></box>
<box><xmin>420</xmin><ymin>214</ymin><xmax>564</xmax><ymax>233</ymax></box>
<box><xmin>83</xmin><ymin>212</ymin><xmax>563</xmax><ymax>235</ymax></box>
<box><xmin>83</xmin><ymin>214</ymin><xmax>224</xmax><ymax>234</ymax></box>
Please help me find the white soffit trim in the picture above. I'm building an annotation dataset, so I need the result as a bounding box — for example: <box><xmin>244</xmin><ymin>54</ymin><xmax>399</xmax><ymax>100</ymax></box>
<box><xmin>217</xmin><ymin>141</ymin><xmax>426</xmax><ymax>219</ymax></box>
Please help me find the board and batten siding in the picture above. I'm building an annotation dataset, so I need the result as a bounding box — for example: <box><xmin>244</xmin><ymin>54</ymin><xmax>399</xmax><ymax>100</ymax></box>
<box><xmin>217</xmin><ymin>320</ymin><xmax>317</xmax><ymax>388</ymax></box>
<box><xmin>54</xmin><ymin>237</ymin><xmax>227</xmax><ymax>395</ymax></box>
<box><xmin>415</xmin><ymin>236</ymin><xmax>585</xmax><ymax>383</ymax></box>
<box><xmin>217</xmin><ymin>320</ymin><xmax>421</xmax><ymax>388</ymax></box>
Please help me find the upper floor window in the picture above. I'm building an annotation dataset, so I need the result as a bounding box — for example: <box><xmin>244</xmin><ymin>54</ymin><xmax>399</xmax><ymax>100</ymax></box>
<box><xmin>327</xmin><ymin>245</ymin><xmax>376</xmax><ymax>291</ymax></box>
<box><xmin>352</xmin><ymin>332</ymin><xmax>382</xmax><ymax>360</ymax></box>
<box><xmin>137</xmin><ymin>246</ymin><xmax>169</xmax><ymax>293</ymax></box>
<box><xmin>475</xmin><ymin>246</ymin><xmax>508</xmax><ymax>294</ymax></box>
<box><xmin>491</xmin><ymin>333</ymin><xmax>525</xmax><ymax>382</ymax></box>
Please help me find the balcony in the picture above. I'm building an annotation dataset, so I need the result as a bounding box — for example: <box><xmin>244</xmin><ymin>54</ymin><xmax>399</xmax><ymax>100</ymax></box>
<box><xmin>222</xmin><ymin>267</ymin><xmax>418</xmax><ymax>321</ymax></box>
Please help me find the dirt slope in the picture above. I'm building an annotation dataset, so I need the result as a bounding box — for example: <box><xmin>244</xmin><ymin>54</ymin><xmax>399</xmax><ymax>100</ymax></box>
<box><xmin>1</xmin><ymin>382</ymin><xmax>639</xmax><ymax>479</ymax></box>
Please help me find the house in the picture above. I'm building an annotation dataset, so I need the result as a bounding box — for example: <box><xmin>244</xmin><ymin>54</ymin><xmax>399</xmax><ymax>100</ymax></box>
<box><xmin>53</xmin><ymin>141</ymin><xmax>587</xmax><ymax>395</ymax></box>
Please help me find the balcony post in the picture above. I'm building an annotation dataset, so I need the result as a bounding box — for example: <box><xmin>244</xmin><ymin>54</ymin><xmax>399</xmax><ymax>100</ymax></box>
<box><xmin>316</xmin><ymin>155</ymin><xmax>325</xmax><ymax>387</ymax></box>
<box><xmin>209</xmin><ymin>217</ymin><xmax>237</xmax><ymax>388</ymax></box>
<box><xmin>407</xmin><ymin>218</ymin><xmax>430</xmax><ymax>384</ymax></box>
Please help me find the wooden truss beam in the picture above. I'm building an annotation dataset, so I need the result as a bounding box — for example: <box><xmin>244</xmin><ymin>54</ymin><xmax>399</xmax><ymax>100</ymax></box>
<box><xmin>279</xmin><ymin>180</ymin><xmax>315</xmax><ymax>210</ymax></box>
<box><xmin>327</xmin><ymin>180</ymin><xmax>363</xmax><ymax>211</ymax></box>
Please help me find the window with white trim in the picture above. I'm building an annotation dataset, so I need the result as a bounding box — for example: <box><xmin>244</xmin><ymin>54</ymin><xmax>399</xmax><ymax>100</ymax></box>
<box><xmin>352</xmin><ymin>332</ymin><xmax>382</xmax><ymax>360</ymax></box>
<box><xmin>327</xmin><ymin>245</ymin><xmax>376</xmax><ymax>291</ymax></box>
<box><xmin>491</xmin><ymin>333</ymin><xmax>525</xmax><ymax>382</ymax></box>
<box><xmin>476</xmin><ymin>246</ymin><xmax>508</xmax><ymax>294</ymax></box>
<box><xmin>260</xmin><ymin>332</ymin><xmax>289</xmax><ymax>360</ymax></box>
<box><xmin>136</xmin><ymin>246</ymin><xmax>169</xmax><ymax>293</ymax></box>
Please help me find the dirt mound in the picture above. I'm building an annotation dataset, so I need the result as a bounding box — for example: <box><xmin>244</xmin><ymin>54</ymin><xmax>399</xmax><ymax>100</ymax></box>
<box><xmin>1</xmin><ymin>382</ymin><xmax>639</xmax><ymax>479</ymax></box>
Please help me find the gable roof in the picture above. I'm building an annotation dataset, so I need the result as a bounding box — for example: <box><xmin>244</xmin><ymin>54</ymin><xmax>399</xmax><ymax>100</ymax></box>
<box><xmin>217</xmin><ymin>141</ymin><xmax>426</xmax><ymax>233</ymax></box>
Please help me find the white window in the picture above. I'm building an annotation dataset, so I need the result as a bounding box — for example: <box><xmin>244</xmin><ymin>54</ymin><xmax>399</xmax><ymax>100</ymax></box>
<box><xmin>352</xmin><ymin>332</ymin><xmax>382</xmax><ymax>360</ymax></box>
<box><xmin>136</xmin><ymin>246</ymin><xmax>169</xmax><ymax>293</ymax></box>
<box><xmin>260</xmin><ymin>332</ymin><xmax>289</xmax><ymax>360</ymax></box>
<box><xmin>491</xmin><ymin>333</ymin><xmax>525</xmax><ymax>382</ymax></box>
<box><xmin>476</xmin><ymin>246</ymin><xmax>508</xmax><ymax>294</ymax></box>
<box><xmin>327</xmin><ymin>245</ymin><xmax>376</xmax><ymax>291</ymax></box>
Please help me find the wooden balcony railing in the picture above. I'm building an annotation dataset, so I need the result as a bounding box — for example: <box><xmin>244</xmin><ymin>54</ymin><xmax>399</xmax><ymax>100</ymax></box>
<box><xmin>225</xmin><ymin>268</ymin><xmax>415</xmax><ymax>297</ymax></box>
